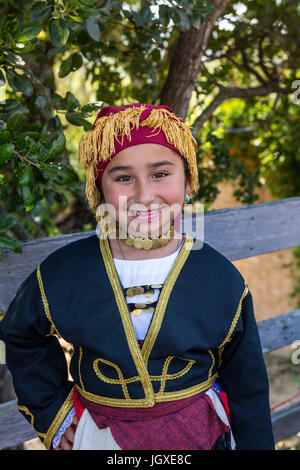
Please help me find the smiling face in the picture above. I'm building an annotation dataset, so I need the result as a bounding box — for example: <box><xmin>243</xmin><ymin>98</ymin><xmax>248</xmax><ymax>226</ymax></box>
<box><xmin>101</xmin><ymin>143</ymin><xmax>190</xmax><ymax>239</ymax></box>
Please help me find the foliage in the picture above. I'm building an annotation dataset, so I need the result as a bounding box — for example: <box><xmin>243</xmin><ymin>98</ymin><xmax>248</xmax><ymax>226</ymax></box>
<box><xmin>0</xmin><ymin>0</ymin><xmax>299</xmax><ymax>261</ymax></box>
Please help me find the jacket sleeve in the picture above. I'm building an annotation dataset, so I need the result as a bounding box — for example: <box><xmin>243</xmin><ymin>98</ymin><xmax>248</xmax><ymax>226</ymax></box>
<box><xmin>217</xmin><ymin>287</ymin><xmax>275</xmax><ymax>450</ymax></box>
<box><xmin>0</xmin><ymin>269</ymin><xmax>74</xmax><ymax>449</ymax></box>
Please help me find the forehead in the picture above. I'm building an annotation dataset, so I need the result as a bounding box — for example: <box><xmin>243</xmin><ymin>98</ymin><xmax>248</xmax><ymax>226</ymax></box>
<box><xmin>104</xmin><ymin>143</ymin><xmax>183</xmax><ymax>172</ymax></box>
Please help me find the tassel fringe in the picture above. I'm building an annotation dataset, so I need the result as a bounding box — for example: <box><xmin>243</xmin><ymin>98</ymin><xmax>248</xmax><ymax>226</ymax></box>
<box><xmin>78</xmin><ymin>106</ymin><xmax>199</xmax><ymax>219</ymax></box>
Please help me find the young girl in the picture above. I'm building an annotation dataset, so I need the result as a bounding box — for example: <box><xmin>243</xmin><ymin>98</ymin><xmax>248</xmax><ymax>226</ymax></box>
<box><xmin>0</xmin><ymin>103</ymin><xmax>275</xmax><ymax>450</ymax></box>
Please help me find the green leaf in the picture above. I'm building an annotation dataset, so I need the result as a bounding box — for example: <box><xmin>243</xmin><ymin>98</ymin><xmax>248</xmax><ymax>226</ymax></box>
<box><xmin>45</xmin><ymin>131</ymin><xmax>66</xmax><ymax>160</ymax></box>
<box><xmin>76</xmin><ymin>7</ymin><xmax>101</xmax><ymax>19</ymax></box>
<box><xmin>16</xmin><ymin>132</ymin><xmax>39</xmax><ymax>146</ymax></box>
<box><xmin>0</xmin><ymin>215</ymin><xmax>17</xmax><ymax>232</ymax></box>
<box><xmin>0</xmin><ymin>143</ymin><xmax>15</xmax><ymax>167</ymax></box>
<box><xmin>6</xmin><ymin>111</ymin><xmax>24</xmax><ymax>132</ymax></box>
<box><xmin>65</xmin><ymin>91</ymin><xmax>79</xmax><ymax>111</ymax></box>
<box><xmin>42</xmin><ymin>69</ymin><xmax>55</xmax><ymax>87</ymax></box>
<box><xmin>29</xmin><ymin>2</ymin><xmax>53</xmax><ymax>22</ymax></box>
<box><xmin>0</xmin><ymin>234</ymin><xmax>22</xmax><ymax>253</ymax></box>
<box><xmin>0</xmin><ymin>130</ymin><xmax>11</xmax><ymax>145</ymax></box>
<box><xmin>85</xmin><ymin>18</ymin><xmax>100</xmax><ymax>41</ymax></box>
<box><xmin>22</xmin><ymin>183</ymin><xmax>38</xmax><ymax>211</ymax></box>
<box><xmin>18</xmin><ymin>165</ymin><xmax>35</xmax><ymax>186</ymax></box>
<box><xmin>16</xmin><ymin>22</ymin><xmax>42</xmax><ymax>42</ymax></box>
<box><xmin>58</xmin><ymin>53</ymin><xmax>83</xmax><ymax>78</ymax></box>
<box><xmin>49</xmin><ymin>18</ymin><xmax>69</xmax><ymax>47</ymax></box>
<box><xmin>5</xmin><ymin>70</ymin><xmax>33</xmax><ymax>96</ymax></box>
<box><xmin>42</xmin><ymin>162</ymin><xmax>78</xmax><ymax>185</ymax></box>
<box><xmin>53</xmin><ymin>93</ymin><xmax>67</xmax><ymax>110</ymax></box>
<box><xmin>66</xmin><ymin>112</ymin><xmax>92</xmax><ymax>130</ymax></box>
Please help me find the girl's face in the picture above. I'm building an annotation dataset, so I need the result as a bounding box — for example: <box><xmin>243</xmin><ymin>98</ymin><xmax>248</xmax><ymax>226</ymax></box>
<box><xmin>101</xmin><ymin>143</ymin><xmax>190</xmax><ymax>238</ymax></box>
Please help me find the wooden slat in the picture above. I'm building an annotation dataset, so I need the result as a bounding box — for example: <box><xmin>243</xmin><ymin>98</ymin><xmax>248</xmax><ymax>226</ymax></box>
<box><xmin>271</xmin><ymin>401</ymin><xmax>300</xmax><ymax>443</ymax></box>
<box><xmin>257</xmin><ymin>309</ymin><xmax>300</xmax><ymax>354</ymax></box>
<box><xmin>0</xmin><ymin>197</ymin><xmax>299</xmax><ymax>312</ymax></box>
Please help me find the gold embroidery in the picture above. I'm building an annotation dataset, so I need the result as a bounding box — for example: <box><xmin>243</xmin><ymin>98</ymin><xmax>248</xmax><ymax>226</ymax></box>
<box><xmin>91</xmin><ymin>355</ymin><xmax>195</xmax><ymax>400</ymax></box>
<box><xmin>217</xmin><ymin>282</ymin><xmax>249</xmax><ymax>366</ymax></box>
<box><xmin>37</xmin><ymin>265</ymin><xmax>61</xmax><ymax>338</ymax></box>
<box><xmin>141</xmin><ymin>236</ymin><xmax>193</xmax><ymax>365</ymax></box>
<box><xmin>78</xmin><ymin>346</ymin><xmax>85</xmax><ymax>391</ymax></box>
<box><xmin>93</xmin><ymin>358</ymin><xmax>135</xmax><ymax>400</ymax></box>
<box><xmin>44</xmin><ymin>387</ymin><xmax>74</xmax><ymax>450</ymax></box>
<box><xmin>158</xmin><ymin>356</ymin><xmax>195</xmax><ymax>395</ymax></box>
<box><xmin>208</xmin><ymin>349</ymin><xmax>215</xmax><ymax>378</ymax></box>
<box><xmin>155</xmin><ymin>373</ymin><xmax>218</xmax><ymax>402</ymax></box>
<box><xmin>17</xmin><ymin>404</ymin><xmax>46</xmax><ymax>439</ymax></box>
<box><xmin>77</xmin><ymin>371</ymin><xmax>218</xmax><ymax>407</ymax></box>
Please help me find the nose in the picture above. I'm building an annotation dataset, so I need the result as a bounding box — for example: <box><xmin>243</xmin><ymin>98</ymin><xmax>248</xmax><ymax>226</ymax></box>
<box><xmin>132</xmin><ymin>177</ymin><xmax>156</xmax><ymax>208</ymax></box>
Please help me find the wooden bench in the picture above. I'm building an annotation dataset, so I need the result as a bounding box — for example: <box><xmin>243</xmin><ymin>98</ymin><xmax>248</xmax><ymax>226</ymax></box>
<box><xmin>0</xmin><ymin>196</ymin><xmax>299</xmax><ymax>450</ymax></box>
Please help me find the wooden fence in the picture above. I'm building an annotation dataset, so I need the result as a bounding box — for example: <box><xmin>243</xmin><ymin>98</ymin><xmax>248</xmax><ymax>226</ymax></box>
<box><xmin>0</xmin><ymin>196</ymin><xmax>299</xmax><ymax>450</ymax></box>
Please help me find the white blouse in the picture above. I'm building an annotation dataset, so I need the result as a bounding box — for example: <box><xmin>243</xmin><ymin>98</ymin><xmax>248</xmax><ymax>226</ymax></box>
<box><xmin>113</xmin><ymin>245</ymin><xmax>182</xmax><ymax>340</ymax></box>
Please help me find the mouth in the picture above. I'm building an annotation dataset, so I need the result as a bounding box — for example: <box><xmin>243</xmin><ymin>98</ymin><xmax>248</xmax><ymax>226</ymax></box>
<box><xmin>129</xmin><ymin>209</ymin><xmax>162</xmax><ymax>221</ymax></box>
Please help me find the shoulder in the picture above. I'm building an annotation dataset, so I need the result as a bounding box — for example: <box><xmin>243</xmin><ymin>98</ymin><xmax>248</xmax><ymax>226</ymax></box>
<box><xmin>184</xmin><ymin>238</ymin><xmax>247</xmax><ymax>295</ymax></box>
<box><xmin>39</xmin><ymin>234</ymin><xmax>102</xmax><ymax>278</ymax></box>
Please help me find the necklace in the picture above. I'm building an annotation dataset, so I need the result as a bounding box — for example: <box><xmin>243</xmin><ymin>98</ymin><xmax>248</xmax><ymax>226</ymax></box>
<box><xmin>117</xmin><ymin>224</ymin><xmax>175</xmax><ymax>250</ymax></box>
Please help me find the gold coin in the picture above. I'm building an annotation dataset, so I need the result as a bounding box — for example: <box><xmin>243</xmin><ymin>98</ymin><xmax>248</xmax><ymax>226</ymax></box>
<box><xmin>126</xmin><ymin>287</ymin><xmax>135</xmax><ymax>297</ymax></box>
<box><xmin>151</xmin><ymin>284</ymin><xmax>162</xmax><ymax>289</ymax></box>
<box><xmin>152</xmin><ymin>238</ymin><xmax>160</xmax><ymax>249</ymax></box>
<box><xmin>124</xmin><ymin>237</ymin><xmax>134</xmax><ymax>247</ymax></box>
<box><xmin>143</xmin><ymin>307</ymin><xmax>154</xmax><ymax>314</ymax></box>
<box><xmin>142</xmin><ymin>239</ymin><xmax>153</xmax><ymax>250</ymax></box>
<box><xmin>132</xmin><ymin>286</ymin><xmax>144</xmax><ymax>295</ymax></box>
<box><xmin>133</xmin><ymin>238</ymin><xmax>143</xmax><ymax>249</ymax></box>
<box><xmin>144</xmin><ymin>289</ymin><xmax>155</xmax><ymax>298</ymax></box>
<box><xmin>131</xmin><ymin>309</ymin><xmax>143</xmax><ymax>316</ymax></box>
<box><xmin>159</xmin><ymin>237</ymin><xmax>169</xmax><ymax>247</ymax></box>
<box><xmin>135</xmin><ymin>303</ymin><xmax>147</xmax><ymax>309</ymax></box>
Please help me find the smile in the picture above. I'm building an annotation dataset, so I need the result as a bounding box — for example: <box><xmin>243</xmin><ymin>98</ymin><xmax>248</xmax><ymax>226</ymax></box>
<box><xmin>129</xmin><ymin>209</ymin><xmax>162</xmax><ymax>220</ymax></box>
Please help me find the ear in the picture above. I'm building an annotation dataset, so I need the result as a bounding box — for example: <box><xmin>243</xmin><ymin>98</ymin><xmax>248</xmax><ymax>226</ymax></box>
<box><xmin>185</xmin><ymin>178</ymin><xmax>191</xmax><ymax>196</ymax></box>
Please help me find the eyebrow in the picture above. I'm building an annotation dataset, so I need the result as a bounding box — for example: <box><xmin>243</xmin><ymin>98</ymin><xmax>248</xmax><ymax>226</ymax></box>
<box><xmin>107</xmin><ymin>160</ymin><xmax>175</xmax><ymax>174</ymax></box>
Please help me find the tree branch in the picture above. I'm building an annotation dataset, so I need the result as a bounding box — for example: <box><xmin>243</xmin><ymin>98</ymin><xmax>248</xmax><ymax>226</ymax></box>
<box><xmin>191</xmin><ymin>82</ymin><xmax>292</xmax><ymax>136</ymax></box>
<box><xmin>160</xmin><ymin>0</ymin><xmax>231</xmax><ymax>118</ymax></box>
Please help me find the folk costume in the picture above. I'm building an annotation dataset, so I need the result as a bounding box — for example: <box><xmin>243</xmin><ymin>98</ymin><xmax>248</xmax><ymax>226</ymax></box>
<box><xmin>0</xmin><ymin>104</ymin><xmax>275</xmax><ymax>450</ymax></box>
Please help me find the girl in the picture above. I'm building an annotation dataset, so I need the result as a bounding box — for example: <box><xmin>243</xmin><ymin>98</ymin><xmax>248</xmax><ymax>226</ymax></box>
<box><xmin>0</xmin><ymin>104</ymin><xmax>275</xmax><ymax>450</ymax></box>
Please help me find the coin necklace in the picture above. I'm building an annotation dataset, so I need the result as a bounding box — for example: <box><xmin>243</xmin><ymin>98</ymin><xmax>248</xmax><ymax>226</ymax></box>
<box><xmin>117</xmin><ymin>223</ymin><xmax>175</xmax><ymax>250</ymax></box>
<box><xmin>116</xmin><ymin>232</ymin><xmax>181</xmax><ymax>317</ymax></box>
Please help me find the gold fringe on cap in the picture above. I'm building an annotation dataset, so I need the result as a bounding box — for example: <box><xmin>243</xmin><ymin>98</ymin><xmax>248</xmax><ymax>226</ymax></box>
<box><xmin>78</xmin><ymin>105</ymin><xmax>199</xmax><ymax>220</ymax></box>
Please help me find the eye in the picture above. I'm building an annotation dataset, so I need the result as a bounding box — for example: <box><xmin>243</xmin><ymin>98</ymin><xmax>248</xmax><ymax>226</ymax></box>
<box><xmin>153</xmin><ymin>171</ymin><xmax>168</xmax><ymax>178</ymax></box>
<box><xmin>115</xmin><ymin>175</ymin><xmax>132</xmax><ymax>182</ymax></box>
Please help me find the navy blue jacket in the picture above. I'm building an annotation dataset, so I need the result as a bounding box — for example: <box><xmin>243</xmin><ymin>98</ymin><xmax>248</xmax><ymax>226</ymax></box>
<box><xmin>0</xmin><ymin>234</ymin><xmax>275</xmax><ymax>450</ymax></box>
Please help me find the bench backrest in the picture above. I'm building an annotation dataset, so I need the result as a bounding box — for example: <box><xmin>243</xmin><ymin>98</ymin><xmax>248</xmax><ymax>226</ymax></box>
<box><xmin>0</xmin><ymin>196</ymin><xmax>299</xmax><ymax>449</ymax></box>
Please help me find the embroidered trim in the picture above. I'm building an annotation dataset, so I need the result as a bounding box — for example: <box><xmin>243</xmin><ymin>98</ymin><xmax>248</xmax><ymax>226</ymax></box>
<box><xmin>99</xmin><ymin>234</ymin><xmax>193</xmax><ymax>406</ymax></box>
<box><xmin>155</xmin><ymin>372</ymin><xmax>218</xmax><ymax>402</ymax></box>
<box><xmin>217</xmin><ymin>282</ymin><xmax>249</xmax><ymax>366</ymax></box>
<box><xmin>37</xmin><ymin>265</ymin><xmax>61</xmax><ymax>338</ymax></box>
<box><xmin>44</xmin><ymin>387</ymin><xmax>74</xmax><ymax>450</ymax></box>
<box><xmin>17</xmin><ymin>404</ymin><xmax>46</xmax><ymax>439</ymax></box>
<box><xmin>158</xmin><ymin>356</ymin><xmax>195</xmax><ymax>395</ymax></box>
<box><xmin>76</xmin><ymin>372</ymin><xmax>218</xmax><ymax>407</ymax></box>
<box><xmin>78</xmin><ymin>346</ymin><xmax>85</xmax><ymax>391</ymax></box>
<box><xmin>208</xmin><ymin>349</ymin><xmax>215</xmax><ymax>378</ymax></box>
<box><xmin>93</xmin><ymin>358</ymin><xmax>134</xmax><ymax>400</ymax></box>
<box><xmin>141</xmin><ymin>235</ymin><xmax>192</xmax><ymax>365</ymax></box>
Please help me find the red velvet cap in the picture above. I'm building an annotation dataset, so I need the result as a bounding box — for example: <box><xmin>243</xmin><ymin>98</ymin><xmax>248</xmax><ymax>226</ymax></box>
<box><xmin>93</xmin><ymin>103</ymin><xmax>185</xmax><ymax>186</ymax></box>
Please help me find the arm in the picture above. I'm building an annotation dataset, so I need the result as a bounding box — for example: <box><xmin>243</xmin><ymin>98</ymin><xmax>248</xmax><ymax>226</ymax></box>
<box><xmin>218</xmin><ymin>288</ymin><xmax>275</xmax><ymax>450</ymax></box>
<box><xmin>0</xmin><ymin>269</ymin><xmax>74</xmax><ymax>449</ymax></box>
